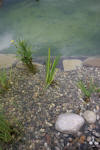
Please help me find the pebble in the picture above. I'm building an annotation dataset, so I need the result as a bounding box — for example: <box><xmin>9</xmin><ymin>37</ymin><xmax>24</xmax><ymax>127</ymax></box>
<box><xmin>44</xmin><ymin>143</ymin><xmax>48</xmax><ymax>148</ymax></box>
<box><xmin>87</xmin><ymin>136</ymin><xmax>92</xmax><ymax>142</ymax></box>
<box><xmin>89</xmin><ymin>141</ymin><xmax>93</xmax><ymax>145</ymax></box>
<box><xmin>94</xmin><ymin>141</ymin><xmax>99</xmax><ymax>145</ymax></box>
<box><xmin>98</xmin><ymin>120</ymin><xmax>100</xmax><ymax>124</ymax></box>
<box><xmin>96</xmin><ymin>105</ymin><xmax>99</xmax><ymax>111</ymax></box>
<box><xmin>91</xmin><ymin>136</ymin><xmax>95</xmax><ymax>142</ymax></box>
<box><xmin>29</xmin><ymin>143</ymin><xmax>35</xmax><ymax>149</ymax></box>
<box><xmin>77</xmin><ymin>131</ymin><xmax>82</xmax><ymax>136</ymax></box>
<box><xmin>67</xmin><ymin>142</ymin><xmax>70</xmax><ymax>146</ymax></box>
<box><xmin>45</xmin><ymin>121</ymin><xmax>53</xmax><ymax>127</ymax></box>
<box><xmin>40</xmin><ymin>128</ymin><xmax>45</xmax><ymax>132</ymax></box>
<box><xmin>96</xmin><ymin>115</ymin><xmax>100</xmax><ymax>120</ymax></box>
<box><xmin>83</xmin><ymin>110</ymin><xmax>96</xmax><ymax>123</ymax></box>
<box><xmin>92</xmin><ymin>131</ymin><xmax>100</xmax><ymax>138</ymax></box>
<box><xmin>63</xmin><ymin>134</ymin><xmax>69</xmax><ymax>137</ymax></box>
<box><xmin>55</xmin><ymin>146</ymin><xmax>60</xmax><ymax>150</ymax></box>
<box><xmin>68</xmin><ymin>137</ymin><xmax>73</xmax><ymax>142</ymax></box>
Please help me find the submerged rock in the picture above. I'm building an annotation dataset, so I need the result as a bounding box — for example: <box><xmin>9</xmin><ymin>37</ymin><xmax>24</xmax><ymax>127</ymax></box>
<box><xmin>55</xmin><ymin>113</ymin><xmax>85</xmax><ymax>133</ymax></box>
<box><xmin>83</xmin><ymin>110</ymin><xmax>96</xmax><ymax>124</ymax></box>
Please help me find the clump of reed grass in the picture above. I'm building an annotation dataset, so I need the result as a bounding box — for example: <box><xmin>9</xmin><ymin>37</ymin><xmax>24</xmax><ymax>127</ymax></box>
<box><xmin>45</xmin><ymin>48</ymin><xmax>60</xmax><ymax>89</ymax></box>
<box><xmin>0</xmin><ymin>67</ymin><xmax>12</xmax><ymax>94</ymax></box>
<box><xmin>0</xmin><ymin>113</ymin><xmax>21</xmax><ymax>143</ymax></box>
<box><xmin>0</xmin><ymin>112</ymin><xmax>22</xmax><ymax>149</ymax></box>
<box><xmin>11</xmin><ymin>39</ymin><xmax>37</xmax><ymax>74</ymax></box>
<box><xmin>0</xmin><ymin>113</ymin><xmax>13</xmax><ymax>143</ymax></box>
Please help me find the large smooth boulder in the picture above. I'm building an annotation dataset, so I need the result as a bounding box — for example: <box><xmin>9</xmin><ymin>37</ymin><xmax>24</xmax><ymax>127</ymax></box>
<box><xmin>83</xmin><ymin>111</ymin><xmax>96</xmax><ymax>124</ymax></box>
<box><xmin>55</xmin><ymin>113</ymin><xmax>85</xmax><ymax>133</ymax></box>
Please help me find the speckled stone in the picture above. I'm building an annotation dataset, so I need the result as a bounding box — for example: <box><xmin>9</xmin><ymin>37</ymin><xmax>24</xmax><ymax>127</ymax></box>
<box><xmin>63</xmin><ymin>59</ymin><xmax>82</xmax><ymax>71</ymax></box>
<box><xmin>83</xmin><ymin>111</ymin><xmax>96</xmax><ymax>124</ymax></box>
<box><xmin>55</xmin><ymin>113</ymin><xmax>85</xmax><ymax>133</ymax></box>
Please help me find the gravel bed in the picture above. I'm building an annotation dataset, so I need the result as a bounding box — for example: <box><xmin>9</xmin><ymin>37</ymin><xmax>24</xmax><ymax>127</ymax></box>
<box><xmin>0</xmin><ymin>64</ymin><xmax>100</xmax><ymax>150</ymax></box>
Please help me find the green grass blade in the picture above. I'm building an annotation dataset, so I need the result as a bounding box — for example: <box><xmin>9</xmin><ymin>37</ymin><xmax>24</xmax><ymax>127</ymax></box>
<box><xmin>45</xmin><ymin>48</ymin><xmax>60</xmax><ymax>88</ymax></box>
<box><xmin>46</xmin><ymin>48</ymin><xmax>51</xmax><ymax>83</ymax></box>
<box><xmin>49</xmin><ymin>56</ymin><xmax>59</xmax><ymax>84</ymax></box>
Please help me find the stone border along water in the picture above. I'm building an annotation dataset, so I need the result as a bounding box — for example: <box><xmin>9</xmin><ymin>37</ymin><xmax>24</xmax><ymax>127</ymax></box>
<box><xmin>0</xmin><ymin>54</ymin><xmax>100</xmax><ymax>71</ymax></box>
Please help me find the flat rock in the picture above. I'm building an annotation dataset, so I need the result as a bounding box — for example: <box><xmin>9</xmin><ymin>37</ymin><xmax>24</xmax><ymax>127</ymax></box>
<box><xmin>83</xmin><ymin>111</ymin><xmax>96</xmax><ymax>124</ymax></box>
<box><xmin>55</xmin><ymin>113</ymin><xmax>85</xmax><ymax>133</ymax></box>
<box><xmin>63</xmin><ymin>59</ymin><xmax>82</xmax><ymax>71</ymax></box>
<box><xmin>0</xmin><ymin>54</ymin><xmax>16</xmax><ymax>68</ymax></box>
<box><xmin>16</xmin><ymin>61</ymin><xmax>43</xmax><ymax>69</ymax></box>
<box><xmin>83</xmin><ymin>57</ymin><xmax>100</xmax><ymax>67</ymax></box>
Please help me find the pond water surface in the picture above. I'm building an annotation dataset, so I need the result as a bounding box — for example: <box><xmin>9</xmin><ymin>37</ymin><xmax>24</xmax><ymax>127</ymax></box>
<box><xmin>0</xmin><ymin>0</ymin><xmax>100</xmax><ymax>56</ymax></box>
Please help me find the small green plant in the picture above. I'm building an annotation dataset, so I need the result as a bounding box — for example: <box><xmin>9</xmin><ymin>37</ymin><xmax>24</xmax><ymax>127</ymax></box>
<box><xmin>0</xmin><ymin>146</ymin><xmax>2</xmax><ymax>150</ymax></box>
<box><xmin>11</xmin><ymin>39</ymin><xmax>37</xmax><ymax>74</ymax></box>
<box><xmin>0</xmin><ymin>67</ymin><xmax>12</xmax><ymax>93</ymax></box>
<box><xmin>0</xmin><ymin>113</ymin><xmax>12</xmax><ymax>143</ymax></box>
<box><xmin>45</xmin><ymin>48</ymin><xmax>60</xmax><ymax>89</ymax></box>
<box><xmin>96</xmin><ymin>88</ymin><xmax>100</xmax><ymax>93</ymax></box>
<box><xmin>0</xmin><ymin>112</ymin><xmax>22</xmax><ymax>149</ymax></box>
<box><xmin>77</xmin><ymin>79</ymin><xmax>100</xmax><ymax>102</ymax></box>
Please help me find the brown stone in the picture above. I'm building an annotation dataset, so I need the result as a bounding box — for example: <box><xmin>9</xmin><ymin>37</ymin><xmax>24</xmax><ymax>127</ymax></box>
<box><xmin>79</xmin><ymin>135</ymin><xmax>86</xmax><ymax>144</ymax></box>
<box><xmin>83</xmin><ymin>57</ymin><xmax>100</xmax><ymax>67</ymax></box>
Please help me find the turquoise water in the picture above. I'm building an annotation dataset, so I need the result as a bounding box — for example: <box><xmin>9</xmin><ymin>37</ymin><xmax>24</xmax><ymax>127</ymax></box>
<box><xmin>0</xmin><ymin>0</ymin><xmax>100</xmax><ymax>56</ymax></box>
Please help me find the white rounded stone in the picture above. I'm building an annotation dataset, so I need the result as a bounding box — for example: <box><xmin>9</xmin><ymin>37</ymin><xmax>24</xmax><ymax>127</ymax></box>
<box><xmin>94</xmin><ymin>141</ymin><xmax>99</xmax><ymax>145</ymax></box>
<box><xmin>83</xmin><ymin>111</ymin><xmax>96</xmax><ymax>124</ymax></box>
<box><xmin>55</xmin><ymin>113</ymin><xmax>85</xmax><ymax>133</ymax></box>
<box><xmin>89</xmin><ymin>141</ymin><xmax>93</xmax><ymax>145</ymax></box>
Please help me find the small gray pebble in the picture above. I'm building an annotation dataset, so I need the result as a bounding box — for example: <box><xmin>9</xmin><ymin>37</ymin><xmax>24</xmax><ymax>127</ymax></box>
<box><xmin>63</xmin><ymin>134</ymin><xmax>69</xmax><ymax>137</ymax></box>
<box><xmin>94</xmin><ymin>141</ymin><xmax>99</xmax><ymax>145</ymax></box>
<box><xmin>92</xmin><ymin>132</ymin><xmax>100</xmax><ymax>138</ymax></box>
<box><xmin>87</xmin><ymin>136</ymin><xmax>92</xmax><ymax>142</ymax></box>
<box><xmin>96</xmin><ymin>115</ymin><xmax>99</xmax><ymax>120</ymax></box>
<box><xmin>77</xmin><ymin>131</ymin><xmax>82</xmax><ymax>136</ymax></box>
<box><xmin>55</xmin><ymin>147</ymin><xmax>60</xmax><ymax>150</ymax></box>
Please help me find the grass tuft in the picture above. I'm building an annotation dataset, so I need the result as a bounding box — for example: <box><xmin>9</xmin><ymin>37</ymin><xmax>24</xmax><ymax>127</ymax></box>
<box><xmin>0</xmin><ymin>112</ymin><xmax>22</xmax><ymax>149</ymax></box>
<box><xmin>45</xmin><ymin>48</ymin><xmax>60</xmax><ymax>89</ymax></box>
<box><xmin>0</xmin><ymin>67</ymin><xmax>12</xmax><ymax>94</ymax></box>
<box><xmin>0</xmin><ymin>113</ymin><xmax>14</xmax><ymax>143</ymax></box>
<box><xmin>77</xmin><ymin>78</ymin><xmax>100</xmax><ymax>102</ymax></box>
